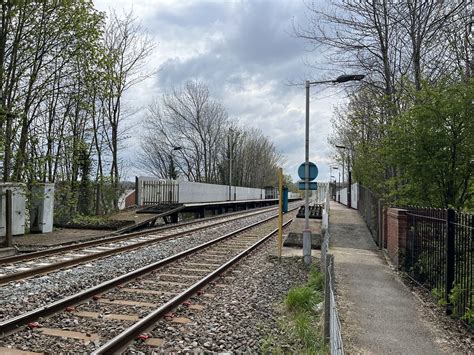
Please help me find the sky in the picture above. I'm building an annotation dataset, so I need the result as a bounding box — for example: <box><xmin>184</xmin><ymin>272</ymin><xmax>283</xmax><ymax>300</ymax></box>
<box><xmin>94</xmin><ymin>0</ymin><xmax>349</xmax><ymax>183</ymax></box>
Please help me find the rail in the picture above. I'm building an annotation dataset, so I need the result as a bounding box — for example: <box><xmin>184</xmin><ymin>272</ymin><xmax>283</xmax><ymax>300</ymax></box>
<box><xmin>92</xmin><ymin>218</ymin><xmax>293</xmax><ymax>354</ymax></box>
<box><xmin>0</xmin><ymin>208</ymin><xmax>298</xmax><ymax>336</ymax></box>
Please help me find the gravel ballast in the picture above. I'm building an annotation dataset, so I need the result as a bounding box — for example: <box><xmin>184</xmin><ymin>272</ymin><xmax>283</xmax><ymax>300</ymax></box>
<box><xmin>0</xmin><ymin>211</ymin><xmax>303</xmax><ymax>353</ymax></box>
<box><xmin>0</xmin><ymin>205</ymin><xmax>299</xmax><ymax>322</ymax></box>
<box><xmin>126</xmin><ymin>233</ymin><xmax>315</xmax><ymax>353</ymax></box>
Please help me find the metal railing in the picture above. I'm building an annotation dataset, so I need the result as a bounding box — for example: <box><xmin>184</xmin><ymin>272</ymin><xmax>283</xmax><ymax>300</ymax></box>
<box><xmin>321</xmin><ymin>190</ymin><xmax>344</xmax><ymax>355</ymax></box>
<box><xmin>328</xmin><ymin>255</ymin><xmax>344</xmax><ymax>355</ymax></box>
<box><xmin>405</xmin><ymin>207</ymin><xmax>473</xmax><ymax>323</ymax></box>
<box><xmin>358</xmin><ymin>185</ymin><xmax>384</xmax><ymax>247</ymax></box>
<box><xmin>136</xmin><ymin>178</ymin><xmax>179</xmax><ymax>205</ymax></box>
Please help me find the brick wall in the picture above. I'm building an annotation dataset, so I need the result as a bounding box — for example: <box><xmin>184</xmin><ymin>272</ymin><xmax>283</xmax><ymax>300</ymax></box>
<box><xmin>125</xmin><ymin>191</ymin><xmax>136</xmax><ymax>208</ymax></box>
<box><xmin>386</xmin><ymin>208</ymin><xmax>408</xmax><ymax>267</ymax></box>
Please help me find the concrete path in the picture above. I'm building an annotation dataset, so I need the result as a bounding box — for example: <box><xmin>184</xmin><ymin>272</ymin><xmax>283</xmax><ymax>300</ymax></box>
<box><xmin>329</xmin><ymin>201</ymin><xmax>448</xmax><ymax>354</ymax></box>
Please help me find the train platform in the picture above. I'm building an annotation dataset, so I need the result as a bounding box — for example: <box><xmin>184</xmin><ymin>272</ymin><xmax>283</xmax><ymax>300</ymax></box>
<box><xmin>329</xmin><ymin>201</ymin><xmax>448</xmax><ymax>354</ymax></box>
<box><xmin>280</xmin><ymin>215</ymin><xmax>321</xmax><ymax>258</ymax></box>
<box><xmin>7</xmin><ymin>199</ymin><xmax>299</xmax><ymax>250</ymax></box>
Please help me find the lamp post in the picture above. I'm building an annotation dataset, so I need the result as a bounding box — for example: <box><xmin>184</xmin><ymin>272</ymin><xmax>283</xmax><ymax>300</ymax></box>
<box><xmin>169</xmin><ymin>146</ymin><xmax>182</xmax><ymax>179</ymax></box>
<box><xmin>331</xmin><ymin>166</ymin><xmax>338</xmax><ymax>200</ymax></box>
<box><xmin>338</xmin><ymin>169</ymin><xmax>341</xmax><ymax>202</ymax></box>
<box><xmin>228</xmin><ymin>128</ymin><xmax>235</xmax><ymax>201</ymax></box>
<box><xmin>336</xmin><ymin>145</ymin><xmax>351</xmax><ymax>208</ymax></box>
<box><xmin>303</xmin><ymin>74</ymin><xmax>364</xmax><ymax>264</ymax></box>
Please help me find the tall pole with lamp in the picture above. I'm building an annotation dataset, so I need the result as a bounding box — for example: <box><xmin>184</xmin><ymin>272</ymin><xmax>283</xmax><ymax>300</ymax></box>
<box><xmin>331</xmin><ymin>166</ymin><xmax>338</xmax><ymax>200</ymax></box>
<box><xmin>228</xmin><ymin>128</ymin><xmax>234</xmax><ymax>201</ymax></box>
<box><xmin>169</xmin><ymin>146</ymin><xmax>182</xmax><ymax>179</ymax></box>
<box><xmin>303</xmin><ymin>74</ymin><xmax>364</xmax><ymax>265</ymax></box>
<box><xmin>335</xmin><ymin>145</ymin><xmax>351</xmax><ymax>208</ymax></box>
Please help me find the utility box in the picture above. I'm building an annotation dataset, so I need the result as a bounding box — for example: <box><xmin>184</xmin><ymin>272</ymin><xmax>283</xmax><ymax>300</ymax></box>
<box><xmin>0</xmin><ymin>183</ymin><xmax>26</xmax><ymax>237</ymax></box>
<box><xmin>30</xmin><ymin>183</ymin><xmax>54</xmax><ymax>233</ymax></box>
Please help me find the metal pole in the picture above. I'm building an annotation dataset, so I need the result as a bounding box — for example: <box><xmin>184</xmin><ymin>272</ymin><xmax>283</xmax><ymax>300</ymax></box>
<box><xmin>342</xmin><ymin>155</ymin><xmax>345</xmax><ymax>186</ymax></box>
<box><xmin>303</xmin><ymin>80</ymin><xmax>311</xmax><ymax>265</ymax></box>
<box><xmin>228</xmin><ymin>133</ymin><xmax>232</xmax><ymax>201</ymax></box>
<box><xmin>278</xmin><ymin>167</ymin><xmax>283</xmax><ymax>258</ymax></box>
<box><xmin>338</xmin><ymin>171</ymin><xmax>341</xmax><ymax>203</ymax></box>
<box><xmin>347</xmin><ymin>152</ymin><xmax>352</xmax><ymax>208</ymax></box>
<box><xmin>445</xmin><ymin>208</ymin><xmax>455</xmax><ymax>315</ymax></box>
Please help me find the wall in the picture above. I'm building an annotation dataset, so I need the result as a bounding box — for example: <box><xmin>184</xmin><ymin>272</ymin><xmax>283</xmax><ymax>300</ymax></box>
<box><xmin>337</xmin><ymin>183</ymin><xmax>358</xmax><ymax>209</ymax></box>
<box><xmin>136</xmin><ymin>176</ymin><xmax>265</xmax><ymax>205</ymax></box>
<box><xmin>386</xmin><ymin>208</ymin><xmax>408</xmax><ymax>267</ymax></box>
<box><xmin>178</xmin><ymin>181</ymin><xmax>263</xmax><ymax>203</ymax></box>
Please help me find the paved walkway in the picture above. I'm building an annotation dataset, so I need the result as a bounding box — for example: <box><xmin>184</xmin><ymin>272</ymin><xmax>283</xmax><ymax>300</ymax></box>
<box><xmin>329</xmin><ymin>201</ymin><xmax>448</xmax><ymax>354</ymax></box>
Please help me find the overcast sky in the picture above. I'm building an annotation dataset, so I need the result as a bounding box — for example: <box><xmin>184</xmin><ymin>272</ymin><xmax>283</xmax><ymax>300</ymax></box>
<box><xmin>94</xmin><ymin>0</ymin><xmax>349</xmax><ymax>183</ymax></box>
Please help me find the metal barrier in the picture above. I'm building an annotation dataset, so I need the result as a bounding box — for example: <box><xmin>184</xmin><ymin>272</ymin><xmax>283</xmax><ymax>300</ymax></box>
<box><xmin>321</xmin><ymin>189</ymin><xmax>344</xmax><ymax>355</ymax></box>
<box><xmin>405</xmin><ymin>207</ymin><xmax>473</xmax><ymax>321</ymax></box>
<box><xmin>358</xmin><ymin>185</ymin><xmax>385</xmax><ymax>248</ymax></box>
<box><xmin>328</xmin><ymin>255</ymin><xmax>344</xmax><ymax>355</ymax></box>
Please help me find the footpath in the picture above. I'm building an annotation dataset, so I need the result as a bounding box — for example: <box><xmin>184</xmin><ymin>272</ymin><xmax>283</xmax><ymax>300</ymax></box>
<box><xmin>329</xmin><ymin>201</ymin><xmax>450</xmax><ymax>354</ymax></box>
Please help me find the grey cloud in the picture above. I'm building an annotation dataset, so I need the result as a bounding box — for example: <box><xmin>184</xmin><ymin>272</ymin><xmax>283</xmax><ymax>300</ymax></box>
<box><xmin>119</xmin><ymin>0</ymin><xmax>338</xmax><ymax>181</ymax></box>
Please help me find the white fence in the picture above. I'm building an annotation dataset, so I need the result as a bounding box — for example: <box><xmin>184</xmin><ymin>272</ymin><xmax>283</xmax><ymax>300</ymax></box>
<box><xmin>136</xmin><ymin>176</ymin><xmax>267</xmax><ymax>205</ymax></box>
<box><xmin>337</xmin><ymin>182</ymin><xmax>358</xmax><ymax>209</ymax></box>
<box><xmin>178</xmin><ymin>180</ymin><xmax>263</xmax><ymax>203</ymax></box>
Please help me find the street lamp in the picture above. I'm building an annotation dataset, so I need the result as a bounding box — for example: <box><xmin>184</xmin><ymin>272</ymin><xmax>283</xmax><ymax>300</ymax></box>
<box><xmin>335</xmin><ymin>145</ymin><xmax>351</xmax><ymax>208</ymax></box>
<box><xmin>303</xmin><ymin>74</ymin><xmax>364</xmax><ymax>264</ymax></box>
<box><xmin>331</xmin><ymin>166</ymin><xmax>339</xmax><ymax>201</ymax></box>
<box><xmin>169</xmin><ymin>146</ymin><xmax>182</xmax><ymax>179</ymax></box>
<box><xmin>228</xmin><ymin>128</ymin><xmax>235</xmax><ymax>201</ymax></box>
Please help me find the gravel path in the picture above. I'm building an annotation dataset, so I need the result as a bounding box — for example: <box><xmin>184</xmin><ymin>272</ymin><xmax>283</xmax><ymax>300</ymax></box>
<box><xmin>126</xmin><ymin>228</ymin><xmax>313</xmax><ymax>354</ymax></box>
<box><xmin>0</xmin><ymin>207</ymin><xmax>297</xmax><ymax>322</ymax></box>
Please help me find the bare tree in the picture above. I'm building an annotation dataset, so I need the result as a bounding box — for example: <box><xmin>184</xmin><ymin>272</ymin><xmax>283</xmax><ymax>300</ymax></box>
<box><xmin>139</xmin><ymin>81</ymin><xmax>282</xmax><ymax>188</ymax></box>
<box><xmin>102</xmin><ymin>9</ymin><xmax>155</xmax><ymax>208</ymax></box>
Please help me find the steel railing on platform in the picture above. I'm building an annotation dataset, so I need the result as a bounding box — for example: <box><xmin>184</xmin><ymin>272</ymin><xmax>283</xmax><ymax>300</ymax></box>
<box><xmin>321</xmin><ymin>190</ymin><xmax>344</xmax><ymax>355</ymax></box>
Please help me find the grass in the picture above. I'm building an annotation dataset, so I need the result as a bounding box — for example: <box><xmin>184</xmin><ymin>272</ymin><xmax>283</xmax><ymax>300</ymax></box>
<box><xmin>261</xmin><ymin>266</ymin><xmax>328</xmax><ymax>354</ymax></box>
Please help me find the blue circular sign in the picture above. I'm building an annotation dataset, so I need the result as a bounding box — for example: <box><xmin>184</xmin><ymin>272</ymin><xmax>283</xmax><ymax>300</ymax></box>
<box><xmin>298</xmin><ymin>162</ymin><xmax>318</xmax><ymax>181</ymax></box>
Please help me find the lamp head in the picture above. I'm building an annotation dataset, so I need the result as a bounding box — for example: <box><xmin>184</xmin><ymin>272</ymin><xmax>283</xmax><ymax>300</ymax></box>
<box><xmin>334</xmin><ymin>74</ymin><xmax>365</xmax><ymax>83</ymax></box>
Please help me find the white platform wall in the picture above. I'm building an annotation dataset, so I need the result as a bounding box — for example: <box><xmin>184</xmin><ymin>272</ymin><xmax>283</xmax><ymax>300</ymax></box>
<box><xmin>177</xmin><ymin>181</ymin><xmax>264</xmax><ymax>203</ymax></box>
<box><xmin>337</xmin><ymin>183</ymin><xmax>358</xmax><ymax>209</ymax></box>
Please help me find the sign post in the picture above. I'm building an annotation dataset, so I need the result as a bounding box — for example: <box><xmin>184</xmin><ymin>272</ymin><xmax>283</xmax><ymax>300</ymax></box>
<box><xmin>298</xmin><ymin>161</ymin><xmax>318</xmax><ymax>265</ymax></box>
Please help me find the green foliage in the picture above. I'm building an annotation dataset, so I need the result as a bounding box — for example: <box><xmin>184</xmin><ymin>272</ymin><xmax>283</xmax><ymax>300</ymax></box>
<box><xmin>352</xmin><ymin>79</ymin><xmax>474</xmax><ymax>209</ymax></box>
<box><xmin>260</xmin><ymin>266</ymin><xmax>327</xmax><ymax>354</ymax></box>
<box><xmin>307</xmin><ymin>267</ymin><xmax>325</xmax><ymax>291</ymax></box>
<box><xmin>430</xmin><ymin>287</ymin><xmax>447</xmax><ymax>306</ymax></box>
<box><xmin>385</xmin><ymin>79</ymin><xmax>474</xmax><ymax>207</ymax></box>
<box><xmin>286</xmin><ymin>286</ymin><xmax>317</xmax><ymax>313</ymax></box>
<box><xmin>71</xmin><ymin>214</ymin><xmax>109</xmax><ymax>225</ymax></box>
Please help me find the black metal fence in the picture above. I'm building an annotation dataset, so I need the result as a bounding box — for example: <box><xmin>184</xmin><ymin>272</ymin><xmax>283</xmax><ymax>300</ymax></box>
<box><xmin>358</xmin><ymin>185</ymin><xmax>382</xmax><ymax>247</ymax></box>
<box><xmin>405</xmin><ymin>207</ymin><xmax>473</xmax><ymax>324</ymax></box>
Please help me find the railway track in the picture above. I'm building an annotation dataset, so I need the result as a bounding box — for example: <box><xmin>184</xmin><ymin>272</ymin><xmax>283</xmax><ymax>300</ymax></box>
<box><xmin>0</xmin><ymin>209</ymin><xmax>296</xmax><ymax>354</ymax></box>
<box><xmin>0</xmin><ymin>204</ymin><xmax>298</xmax><ymax>285</ymax></box>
